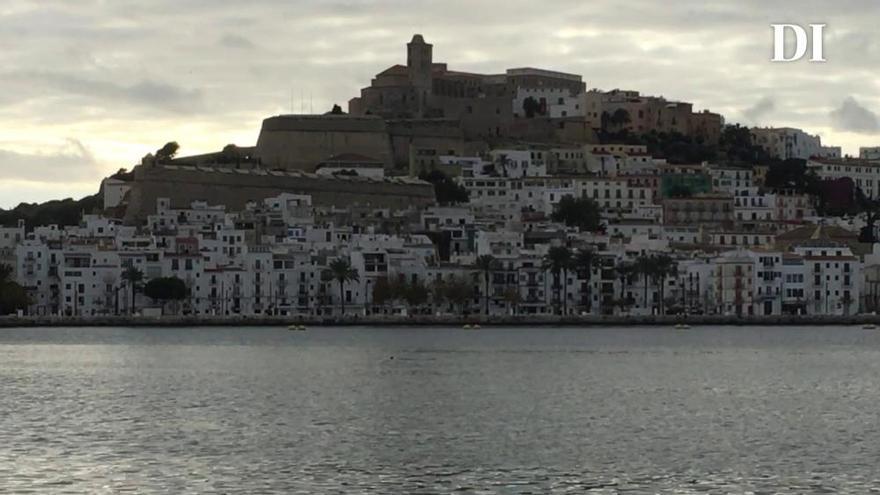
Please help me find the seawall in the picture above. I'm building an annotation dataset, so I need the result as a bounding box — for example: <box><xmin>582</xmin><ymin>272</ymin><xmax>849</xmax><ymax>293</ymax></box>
<box><xmin>2</xmin><ymin>314</ymin><xmax>879</xmax><ymax>328</ymax></box>
<box><xmin>123</xmin><ymin>163</ymin><xmax>434</xmax><ymax>224</ymax></box>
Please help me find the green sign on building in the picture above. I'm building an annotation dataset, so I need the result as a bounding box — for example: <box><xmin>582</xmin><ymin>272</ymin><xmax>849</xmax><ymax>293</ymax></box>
<box><xmin>660</xmin><ymin>173</ymin><xmax>712</xmax><ymax>198</ymax></box>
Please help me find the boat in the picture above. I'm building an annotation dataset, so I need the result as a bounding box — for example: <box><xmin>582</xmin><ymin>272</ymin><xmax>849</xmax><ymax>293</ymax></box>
<box><xmin>675</xmin><ymin>323</ymin><xmax>690</xmax><ymax>330</ymax></box>
<box><xmin>473</xmin><ymin>324</ymin><xmax>481</xmax><ymax>330</ymax></box>
<box><xmin>288</xmin><ymin>324</ymin><xmax>306</xmax><ymax>331</ymax></box>
<box><xmin>863</xmin><ymin>324</ymin><xmax>877</xmax><ymax>330</ymax></box>
<box><xmin>463</xmin><ymin>324</ymin><xmax>473</xmax><ymax>330</ymax></box>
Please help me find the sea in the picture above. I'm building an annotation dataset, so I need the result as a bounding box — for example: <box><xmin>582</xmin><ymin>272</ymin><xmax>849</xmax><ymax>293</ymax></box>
<box><xmin>1</xmin><ymin>325</ymin><xmax>879</xmax><ymax>493</ymax></box>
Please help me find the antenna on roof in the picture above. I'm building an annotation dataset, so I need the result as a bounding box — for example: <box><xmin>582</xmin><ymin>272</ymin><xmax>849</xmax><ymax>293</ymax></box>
<box><xmin>289</xmin><ymin>88</ymin><xmax>293</xmax><ymax>114</ymax></box>
<box><xmin>310</xmin><ymin>92</ymin><xmax>313</xmax><ymax>114</ymax></box>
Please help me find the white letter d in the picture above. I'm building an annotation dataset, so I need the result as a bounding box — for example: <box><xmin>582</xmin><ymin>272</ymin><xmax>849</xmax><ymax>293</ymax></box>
<box><xmin>771</xmin><ymin>24</ymin><xmax>808</xmax><ymax>62</ymax></box>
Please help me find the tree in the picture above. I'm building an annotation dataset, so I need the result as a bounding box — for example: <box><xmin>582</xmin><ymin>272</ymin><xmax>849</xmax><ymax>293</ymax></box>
<box><xmin>718</xmin><ymin>124</ymin><xmax>775</xmax><ymax>165</ymax></box>
<box><xmin>325</xmin><ymin>257</ymin><xmax>359</xmax><ymax>315</ymax></box>
<box><xmin>402</xmin><ymin>280</ymin><xmax>429</xmax><ymax>313</ymax></box>
<box><xmin>856</xmin><ymin>187</ymin><xmax>880</xmax><ymax>243</ymax></box>
<box><xmin>651</xmin><ymin>254</ymin><xmax>677</xmax><ymax>315</ymax></box>
<box><xmin>143</xmin><ymin>277</ymin><xmax>188</xmax><ymax>314</ymax></box>
<box><xmin>522</xmin><ymin>96</ymin><xmax>541</xmax><ymax>118</ymax></box>
<box><xmin>443</xmin><ymin>276</ymin><xmax>474</xmax><ymax>315</ymax></box>
<box><xmin>572</xmin><ymin>248</ymin><xmax>598</xmax><ymax>314</ymax></box>
<box><xmin>431</xmin><ymin>278</ymin><xmax>448</xmax><ymax>314</ymax></box>
<box><xmin>764</xmin><ymin>159</ymin><xmax>816</xmax><ymax>192</ymax></box>
<box><xmin>218</xmin><ymin>144</ymin><xmax>241</xmax><ymax>166</ymax></box>
<box><xmin>155</xmin><ymin>141</ymin><xmax>180</xmax><ymax>162</ymax></box>
<box><xmin>474</xmin><ymin>255</ymin><xmax>499</xmax><ymax>315</ymax></box>
<box><xmin>610</xmin><ymin>108</ymin><xmax>631</xmax><ymax>128</ymax></box>
<box><xmin>0</xmin><ymin>264</ymin><xmax>28</xmax><ymax>315</ymax></box>
<box><xmin>372</xmin><ymin>276</ymin><xmax>395</xmax><ymax>308</ymax></box>
<box><xmin>330</xmin><ymin>104</ymin><xmax>344</xmax><ymax>115</ymax></box>
<box><xmin>543</xmin><ymin>246</ymin><xmax>572</xmax><ymax>315</ymax></box>
<box><xmin>121</xmin><ymin>266</ymin><xmax>144</xmax><ymax>315</ymax></box>
<box><xmin>502</xmin><ymin>287</ymin><xmax>521</xmax><ymax>315</ymax></box>
<box><xmin>635</xmin><ymin>255</ymin><xmax>655</xmax><ymax>314</ymax></box>
<box><xmin>0</xmin><ymin>193</ymin><xmax>102</xmax><ymax>228</ymax></box>
<box><xmin>551</xmin><ymin>196</ymin><xmax>602</xmax><ymax>232</ymax></box>
<box><xmin>419</xmin><ymin>170</ymin><xmax>469</xmax><ymax>205</ymax></box>
<box><xmin>614</xmin><ymin>261</ymin><xmax>638</xmax><ymax>313</ymax></box>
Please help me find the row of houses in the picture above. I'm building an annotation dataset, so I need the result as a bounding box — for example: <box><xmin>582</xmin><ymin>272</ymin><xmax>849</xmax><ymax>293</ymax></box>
<box><xmin>6</xmin><ymin>191</ymin><xmax>877</xmax><ymax>318</ymax></box>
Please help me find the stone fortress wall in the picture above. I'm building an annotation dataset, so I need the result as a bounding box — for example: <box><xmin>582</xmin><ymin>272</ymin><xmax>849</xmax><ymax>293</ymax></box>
<box><xmin>123</xmin><ymin>163</ymin><xmax>434</xmax><ymax>224</ymax></box>
<box><xmin>254</xmin><ymin>115</ymin><xmax>395</xmax><ymax>172</ymax></box>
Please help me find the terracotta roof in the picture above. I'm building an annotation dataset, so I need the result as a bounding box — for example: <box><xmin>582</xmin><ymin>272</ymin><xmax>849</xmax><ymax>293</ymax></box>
<box><xmin>378</xmin><ymin>64</ymin><xmax>408</xmax><ymax>76</ymax></box>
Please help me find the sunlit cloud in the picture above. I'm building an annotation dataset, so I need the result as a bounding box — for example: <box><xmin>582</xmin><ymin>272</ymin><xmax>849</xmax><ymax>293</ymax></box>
<box><xmin>1</xmin><ymin>0</ymin><xmax>880</xmax><ymax>208</ymax></box>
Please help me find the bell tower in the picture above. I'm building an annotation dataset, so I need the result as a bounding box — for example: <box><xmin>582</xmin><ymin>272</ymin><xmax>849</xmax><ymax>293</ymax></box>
<box><xmin>406</xmin><ymin>34</ymin><xmax>433</xmax><ymax>116</ymax></box>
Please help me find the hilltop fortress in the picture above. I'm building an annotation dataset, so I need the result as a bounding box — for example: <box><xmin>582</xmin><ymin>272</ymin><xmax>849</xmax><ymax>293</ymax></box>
<box><xmin>114</xmin><ymin>34</ymin><xmax>723</xmax><ymax>223</ymax></box>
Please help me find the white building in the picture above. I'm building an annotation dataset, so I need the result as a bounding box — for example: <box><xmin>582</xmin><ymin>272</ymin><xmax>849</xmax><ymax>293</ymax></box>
<box><xmin>859</xmin><ymin>147</ymin><xmax>880</xmax><ymax>160</ymax></box>
<box><xmin>751</xmin><ymin>127</ymin><xmax>822</xmax><ymax>160</ymax></box>
<box><xmin>807</xmin><ymin>159</ymin><xmax>880</xmax><ymax>198</ymax></box>
<box><xmin>101</xmin><ymin>178</ymin><xmax>131</xmax><ymax>209</ymax></box>
<box><xmin>489</xmin><ymin>149</ymin><xmax>548</xmax><ymax>178</ymax></box>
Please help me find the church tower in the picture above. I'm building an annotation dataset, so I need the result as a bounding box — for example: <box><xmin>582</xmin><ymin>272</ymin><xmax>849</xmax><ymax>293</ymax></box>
<box><xmin>406</xmin><ymin>34</ymin><xmax>433</xmax><ymax>116</ymax></box>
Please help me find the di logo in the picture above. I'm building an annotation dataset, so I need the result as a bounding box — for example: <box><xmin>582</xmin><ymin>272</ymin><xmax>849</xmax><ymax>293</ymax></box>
<box><xmin>771</xmin><ymin>24</ymin><xmax>826</xmax><ymax>62</ymax></box>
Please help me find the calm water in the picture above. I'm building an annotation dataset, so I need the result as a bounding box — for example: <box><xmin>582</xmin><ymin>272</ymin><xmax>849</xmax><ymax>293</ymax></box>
<box><xmin>2</xmin><ymin>325</ymin><xmax>880</xmax><ymax>493</ymax></box>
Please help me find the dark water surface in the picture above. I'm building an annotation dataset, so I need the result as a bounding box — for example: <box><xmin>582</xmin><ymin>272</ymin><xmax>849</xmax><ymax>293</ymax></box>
<box><xmin>2</xmin><ymin>325</ymin><xmax>880</xmax><ymax>493</ymax></box>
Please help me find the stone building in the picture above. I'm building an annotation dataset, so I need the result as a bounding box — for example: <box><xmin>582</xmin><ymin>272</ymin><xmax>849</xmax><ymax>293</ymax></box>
<box><xmin>592</xmin><ymin>89</ymin><xmax>724</xmax><ymax>144</ymax></box>
<box><xmin>121</xmin><ymin>162</ymin><xmax>435</xmax><ymax>225</ymax></box>
<box><xmin>348</xmin><ymin>35</ymin><xmax>589</xmax><ymax>142</ymax></box>
<box><xmin>254</xmin><ymin>114</ymin><xmax>394</xmax><ymax>172</ymax></box>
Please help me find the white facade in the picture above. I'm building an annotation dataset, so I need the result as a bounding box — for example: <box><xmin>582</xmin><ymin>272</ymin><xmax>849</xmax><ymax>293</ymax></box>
<box><xmin>101</xmin><ymin>178</ymin><xmax>131</xmax><ymax>209</ymax></box>
<box><xmin>808</xmin><ymin>159</ymin><xmax>880</xmax><ymax>198</ymax></box>
<box><xmin>859</xmin><ymin>147</ymin><xmax>880</xmax><ymax>160</ymax></box>
<box><xmin>489</xmin><ymin>149</ymin><xmax>548</xmax><ymax>178</ymax></box>
<box><xmin>512</xmin><ymin>87</ymin><xmax>585</xmax><ymax>118</ymax></box>
<box><xmin>751</xmin><ymin>127</ymin><xmax>822</xmax><ymax>160</ymax></box>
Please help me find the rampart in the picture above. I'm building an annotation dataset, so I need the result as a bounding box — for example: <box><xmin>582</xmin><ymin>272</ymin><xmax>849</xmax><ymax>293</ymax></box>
<box><xmin>255</xmin><ymin>114</ymin><xmax>394</xmax><ymax>171</ymax></box>
<box><xmin>123</xmin><ymin>163</ymin><xmax>435</xmax><ymax>224</ymax></box>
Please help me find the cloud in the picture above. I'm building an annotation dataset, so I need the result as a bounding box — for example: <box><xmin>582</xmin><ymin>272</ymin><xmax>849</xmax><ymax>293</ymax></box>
<box><xmin>742</xmin><ymin>96</ymin><xmax>775</xmax><ymax>124</ymax></box>
<box><xmin>0</xmin><ymin>139</ymin><xmax>105</xmax><ymax>183</ymax></box>
<box><xmin>830</xmin><ymin>96</ymin><xmax>879</xmax><ymax>133</ymax></box>
<box><xmin>2</xmin><ymin>0</ymin><xmax>880</xmax><ymax>208</ymax></box>
<box><xmin>29</xmin><ymin>72</ymin><xmax>205</xmax><ymax>113</ymax></box>
<box><xmin>219</xmin><ymin>33</ymin><xmax>256</xmax><ymax>49</ymax></box>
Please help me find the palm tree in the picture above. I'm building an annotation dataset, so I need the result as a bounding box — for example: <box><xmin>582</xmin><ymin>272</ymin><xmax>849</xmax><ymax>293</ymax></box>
<box><xmin>543</xmin><ymin>246</ymin><xmax>572</xmax><ymax>315</ymax></box>
<box><xmin>635</xmin><ymin>255</ymin><xmax>654</xmax><ymax>314</ymax></box>
<box><xmin>572</xmin><ymin>248</ymin><xmax>597</xmax><ymax>314</ymax></box>
<box><xmin>121</xmin><ymin>266</ymin><xmax>144</xmax><ymax>315</ymax></box>
<box><xmin>614</xmin><ymin>261</ymin><xmax>637</xmax><ymax>314</ymax></box>
<box><xmin>325</xmin><ymin>257</ymin><xmax>359</xmax><ymax>316</ymax></box>
<box><xmin>475</xmin><ymin>254</ymin><xmax>499</xmax><ymax>316</ymax></box>
<box><xmin>652</xmin><ymin>254</ymin><xmax>678</xmax><ymax>315</ymax></box>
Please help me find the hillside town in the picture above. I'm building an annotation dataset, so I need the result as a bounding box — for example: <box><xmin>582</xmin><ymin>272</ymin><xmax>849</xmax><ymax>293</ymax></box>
<box><xmin>3</xmin><ymin>35</ymin><xmax>880</xmax><ymax>319</ymax></box>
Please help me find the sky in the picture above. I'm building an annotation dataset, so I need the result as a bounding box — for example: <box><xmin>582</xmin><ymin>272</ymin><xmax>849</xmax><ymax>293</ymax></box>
<box><xmin>2</xmin><ymin>0</ymin><xmax>880</xmax><ymax>207</ymax></box>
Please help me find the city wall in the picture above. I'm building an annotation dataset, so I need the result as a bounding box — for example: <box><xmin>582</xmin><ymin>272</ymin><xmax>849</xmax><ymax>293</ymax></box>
<box><xmin>255</xmin><ymin>115</ymin><xmax>395</xmax><ymax>172</ymax></box>
<box><xmin>123</xmin><ymin>163</ymin><xmax>435</xmax><ymax>224</ymax></box>
<box><xmin>3</xmin><ymin>314</ymin><xmax>880</xmax><ymax>328</ymax></box>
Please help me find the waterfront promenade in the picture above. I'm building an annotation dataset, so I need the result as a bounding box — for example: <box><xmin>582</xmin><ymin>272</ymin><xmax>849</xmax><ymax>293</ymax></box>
<box><xmin>1</xmin><ymin>314</ymin><xmax>878</xmax><ymax>328</ymax></box>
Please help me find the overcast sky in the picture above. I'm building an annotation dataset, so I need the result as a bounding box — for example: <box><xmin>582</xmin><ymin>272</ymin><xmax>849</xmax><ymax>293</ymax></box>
<box><xmin>2</xmin><ymin>0</ymin><xmax>880</xmax><ymax>207</ymax></box>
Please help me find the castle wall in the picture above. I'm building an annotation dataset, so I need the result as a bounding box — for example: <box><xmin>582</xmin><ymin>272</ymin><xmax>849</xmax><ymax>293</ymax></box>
<box><xmin>255</xmin><ymin>115</ymin><xmax>395</xmax><ymax>172</ymax></box>
<box><xmin>124</xmin><ymin>164</ymin><xmax>435</xmax><ymax>225</ymax></box>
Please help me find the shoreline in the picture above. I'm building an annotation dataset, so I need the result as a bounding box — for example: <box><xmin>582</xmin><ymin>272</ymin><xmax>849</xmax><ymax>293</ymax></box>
<box><xmin>1</xmin><ymin>314</ymin><xmax>878</xmax><ymax>328</ymax></box>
